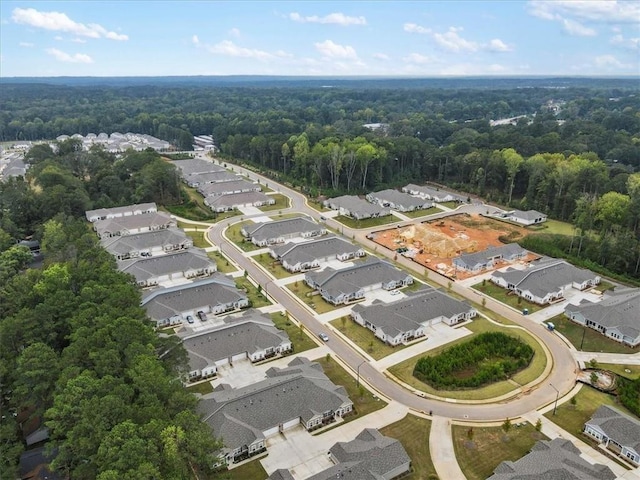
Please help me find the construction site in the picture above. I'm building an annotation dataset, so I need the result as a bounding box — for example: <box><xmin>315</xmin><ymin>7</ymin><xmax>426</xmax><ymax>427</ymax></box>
<box><xmin>369</xmin><ymin>213</ymin><xmax>532</xmax><ymax>279</ymax></box>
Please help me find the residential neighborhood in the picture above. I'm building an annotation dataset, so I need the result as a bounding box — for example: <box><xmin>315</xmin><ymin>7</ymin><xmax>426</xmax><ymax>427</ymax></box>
<box><xmin>270</xmin><ymin>235</ymin><xmax>365</xmax><ymax>273</ymax></box>
<box><xmin>242</xmin><ymin>216</ymin><xmax>326</xmax><ymax>247</ymax></box>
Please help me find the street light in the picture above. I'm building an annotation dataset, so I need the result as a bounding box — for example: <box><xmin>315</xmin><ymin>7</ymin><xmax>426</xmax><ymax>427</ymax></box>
<box><xmin>580</xmin><ymin>327</ymin><xmax>587</xmax><ymax>351</ymax></box>
<box><xmin>550</xmin><ymin>383</ymin><xmax>559</xmax><ymax>416</ymax></box>
<box><xmin>357</xmin><ymin>360</ymin><xmax>367</xmax><ymax>388</ymax></box>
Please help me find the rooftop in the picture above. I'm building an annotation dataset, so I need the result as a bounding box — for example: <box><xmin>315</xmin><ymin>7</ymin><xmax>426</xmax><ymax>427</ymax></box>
<box><xmin>368</xmin><ymin>189</ymin><xmax>431</xmax><ymax>209</ymax></box>
<box><xmin>172</xmin><ymin>158</ymin><xmax>225</xmax><ymax>176</ymax></box>
<box><xmin>271</xmin><ymin>235</ymin><xmax>363</xmax><ymax>266</ymax></box>
<box><xmin>586</xmin><ymin>405</ymin><xmax>640</xmax><ymax>453</ymax></box>
<box><xmin>93</xmin><ymin>211</ymin><xmax>175</xmax><ymax>237</ymax></box>
<box><xmin>455</xmin><ymin>243</ymin><xmax>527</xmax><ymax>268</ymax></box>
<box><xmin>244</xmin><ymin>217</ymin><xmax>323</xmax><ymax>242</ymax></box>
<box><xmin>198</xmin><ymin>179</ymin><xmax>259</xmax><ymax>196</ymax></box>
<box><xmin>205</xmin><ymin>190</ymin><xmax>272</xmax><ymax>208</ymax></box>
<box><xmin>118</xmin><ymin>248</ymin><xmax>215</xmax><ymax>283</ymax></box>
<box><xmin>100</xmin><ymin>228</ymin><xmax>190</xmax><ymax>255</ymax></box>
<box><xmin>85</xmin><ymin>202</ymin><xmax>157</xmax><ymax>221</ymax></box>
<box><xmin>325</xmin><ymin>195</ymin><xmax>388</xmax><ymax>217</ymax></box>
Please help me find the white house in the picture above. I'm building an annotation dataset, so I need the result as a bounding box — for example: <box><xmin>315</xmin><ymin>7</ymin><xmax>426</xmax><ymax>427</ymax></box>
<box><xmin>366</xmin><ymin>189</ymin><xmax>433</xmax><ymax>212</ymax></box>
<box><xmin>92</xmin><ymin>211</ymin><xmax>176</xmax><ymax>239</ymax></box>
<box><xmin>118</xmin><ymin>249</ymin><xmax>217</xmax><ymax>287</ymax></box>
<box><xmin>270</xmin><ymin>236</ymin><xmax>365</xmax><ymax>273</ymax></box>
<box><xmin>402</xmin><ymin>184</ymin><xmax>466</xmax><ymax>203</ymax></box>
<box><xmin>204</xmin><ymin>191</ymin><xmax>275</xmax><ymax>212</ymax></box>
<box><xmin>323</xmin><ymin>195</ymin><xmax>390</xmax><ymax>220</ymax></box>
<box><xmin>242</xmin><ymin>217</ymin><xmax>326</xmax><ymax>247</ymax></box>
<box><xmin>453</xmin><ymin>243</ymin><xmax>528</xmax><ymax>273</ymax></box>
<box><xmin>501</xmin><ymin>209</ymin><xmax>548</xmax><ymax>226</ymax></box>
<box><xmin>101</xmin><ymin>228</ymin><xmax>193</xmax><ymax>261</ymax></box>
<box><xmin>85</xmin><ymin>202</ymin><xmax>157</xmax><ymax>223</ymax></box>
<box><xmin>583</xmin><ymin>405</ymin><xmax>640</xmax><ymax>466</ymax></box>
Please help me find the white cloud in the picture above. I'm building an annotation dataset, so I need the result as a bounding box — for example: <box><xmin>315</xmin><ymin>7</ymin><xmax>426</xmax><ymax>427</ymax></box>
<box><xmin>562</xmin><ymin>18</ymin><xmax>596</xmax><ymax>36</ymax></box>
<box><xmin>487</xmin><ymin>38</ymin><xmax>513</xmax><ymax>52</ymax></box>
<box><xmin>373</xmin><ymin>53</ymin><xmax>390</xmax><ymax>60</ymax></box>
<box><xmin>71</xmin><ymin>38</ymin><xmax>87</xmax><ymax>44</ymax></box>
<box><xmin>289</xmin><ymin>12</ymin><xmax>366</xmax><ymax>26</ymax></box>
<box><xmin>403</xmin><ymin>53</ymin><xmax>435</xmax><ymax>64</ymax></box>
<box><xmin>45</xmin><ymin>47</ymin><xmax>93</xmax><ymax>63</ymax></box>
<box><xmin>611</xmin><ymin>33</ymin><xmax>640</xmax><ymax>50</ymax></box>
<box><xmin>314</xmin><ymin>40</ymin><xmax>358</xmax><ymax>59</ymax></box>
<box><xmin>594</xmin><ymin>54</ymin><xmax>632</xmax><ymax>69</ymax></box>
<box><xmin>205</xmin><ymin>40</ymin><xmax>277</xmax><ymax>61</ymax></box>
<box><xmin>12</xmin><ymin>7</ymin><xmax>128</xmax><ymax>40</ymax></box>
<box><xmin>527</xmin><ymin>1</ymin><xmax>640</xmax><ymax>23</ymax></box>
<box><xmin>403</xmin><ymin>23</ymin><xmax>431</xmax><ymax>34</ymax></box>
<box><xmin>229</xmin><ymin>27</ymin><xmax>241</xmax><ymax>37</ymax></box>
<box><xmin>433</xmin><ymin>27</ymin><xmax>479</xmax><ymax>52</ymax></box>
<box><xmin>54</xmin><ymin>35</ymin><xmax>63</xmax><ymax>41</ymax></box>
<box><xmin>19</xmin><ymin>42</ymin><xmax>34</xmax><ymax>47</ymax></box>
<box><xmin>192</xmin><ymin>35</ymin><xmax>200</xmax><ymax>45</ymax></box>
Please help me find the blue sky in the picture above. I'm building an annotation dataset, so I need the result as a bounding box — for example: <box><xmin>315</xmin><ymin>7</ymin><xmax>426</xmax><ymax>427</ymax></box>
<box><xmin>1</xmin><ymin>1</ymin><xmax>638</xmax><ymax>77</ymax></box>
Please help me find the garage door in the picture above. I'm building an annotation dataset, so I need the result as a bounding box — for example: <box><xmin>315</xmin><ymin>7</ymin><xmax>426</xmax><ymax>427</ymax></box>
<box><xmin>232</xmin><ymin>352</ymin><xmax>247</xmax><ymax>362</ymax></box>
<box><xmin>263</xmin><ymin>426</ymin><xmax>279</xmax><ymax>438</ymax></box>
<box><xmin>157</xmin><ymin>274</ymin><xmax>170</xmax><ymax>282</ymax></box>
<box><xmin>281</xmin><ymin>418</ymin><xmax>299</xmax><ymax>431</ymax></box>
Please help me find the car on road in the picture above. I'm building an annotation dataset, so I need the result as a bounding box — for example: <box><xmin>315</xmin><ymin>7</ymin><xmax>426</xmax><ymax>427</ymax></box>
<box><xmin>318</xmin><ymin>332</ymin><xmax>329</xmax><ymax>342</ymax></box>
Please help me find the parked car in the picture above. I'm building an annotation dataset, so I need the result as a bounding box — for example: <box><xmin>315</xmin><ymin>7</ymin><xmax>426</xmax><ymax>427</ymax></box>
<box><xmin>186</xmin><ymin>315</ymin><xmax>194</xmax><ymax>324</ymax></box>
<box><xmin>318</xmin><ymin>332</ymin><xmax>329</xmax><ymax>342</ymax></box>
<box><xmin>197</xmin><ymin>311</ymin><xmax>207</xmax><ymax>321</ymax></box>
<box><xmin>390</xmin><ymin>290</ymin><xmax>401</xmax><ymax>296</ymax></box>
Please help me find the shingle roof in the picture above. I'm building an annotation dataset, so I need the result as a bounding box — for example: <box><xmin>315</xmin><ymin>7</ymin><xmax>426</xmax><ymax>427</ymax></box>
<box><xmin>172</xmin><ymin>159</ymin><xmax>225</xmax><ymax>176</ymax></box>
<box><xmin>271</xmin><ymin>236</ymin><xmax>363</xmax><ymax>266</ymax></box>
<box><xmin>93</xmin><ymin>211</ymin><xmax>175</xmax><ymax>237</ymax></box>
<box><xmin>85</xmin><ymin>202</ymin><xmax>157</xmax><ymax>221</ymax></box>
<box><xmin>244</xmin><ymin>217</ymin><xmax>323</xmax><ymax>243</ymax></box>
<box><xmin>403</xmin><ymin>184</ymin><xmax>466</xmax><ymax>202</ymax></box>
<box><xmin>205</xmin><ymin>191</ymin><xmax>272</xmax><ymax>209</ymax></box>
<box><xmin>267</xmin><ymin>469</ymin><xmax>296</xmax><ymax>480</ymax></box>
<box><xmin>586</xmin><ymin>405</ymin><xmax>640</xmax><ymax>453</ymax></box>
<box><xmin>488</xmin><ymin>438</ymin><xmax>615</xmax><ymax>480</ymax></box>
<box><xmin>325</xmin><ymin>195</ymin><xmax>388</xmax><ymax>217</ymax></box>
<box><xmin>100</xmin><ymin>228</ymin><xmax>190</xmax><ymax>255</ymax></box>
<box><xmin>185</xmin><ymin>171</ymin><xmax>239</xmax><ymax>185</ymax></box>
<box><xmin>368</xmin><ymin>189</ymin><xmax>431</xmax><ymax>209</ymax></box>
<box><xmin>118</xmin><ymin>249</ymin><xmax>216</xmax><ymax>282</ymax></box>
<box><xmin>510</xmin><ymin>209</ymin><xmax>547</xmax><ymax>221</ymax></box>
<box><xmin>199</xmin><ymin>179</ymin><xmax>259</xmax><ymax>197</ymax></box>
<box><xmin>455</xmin><ymin>243</ymin><xmax>527</xmax><ymax>269</ymax></box>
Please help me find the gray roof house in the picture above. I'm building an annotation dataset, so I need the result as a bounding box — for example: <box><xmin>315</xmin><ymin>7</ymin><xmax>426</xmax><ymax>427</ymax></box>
<box><xmin>351</xmin><ymin>288</ymin><xmax>477</xmax><ymax>345</ymax></box>
<box><xmin>182</xmin><ymin>311</ymin><xmax>292</xmax><ymax>382</ymax></box>
<box><xmin>583</xmin><ymin>405</ymin><xmax>640</xmax><ymax>467</ymax></box>
<box><xmin>198</xmin><ymin>179</ymin><xmax>261</xmax><ymax>197</ymax></box>
<box><xmin>402</xmin><ymin>184</ymin><xmax>466</xmax><ymax>203</ymax></box>
<box><xmin>306</xmin><ymin>428</ymin><xmax>411</xmax><ymax>480</ymax></box>
<box><xmin>564</xmin><ymin>288</ymin><xmax>640</xmax><ymax>347</ymax></box>
<box><xmin>270</xmin><ymin>235</ymin><xmax>366</xmax><ymax>273</ymax></box>
<box><xmin>198</xmin><ymin>357</ymin><xmax>353</xmax><ymax>464</ymax></box>
<box><xmin>183</xmin><ymin>171</ymin><xmax>239</xmax><ymax>188</ymax></box>
<box><xmin>85</xmin><ymin>202</ymin><xmax>157</xmax><ymax>222</ymax></box>
<box><xmin>491</xmin><ymin>259</ymin><xmax>600</xmax><ymax>305</ymax></box>
<box><xmin>118</xmin><ymin>248</ymin><xmax>217</xmax><ymax>287</ymax></box>
<box><xmin>92</xmin><ymin>211</ymin><xmax>176</xmax><ymax>239</ymax></box>
<box><xmin>141</xmin><ymin>275</ymin><xmax>249</xmax><ymax>327</ymax></box>
<box><xmin>366</xmin><ymin>189</ymin><xmax>433</xmax><ymax>212</ymax></box>
<box><xmin>453</xmin><ymin>243</ymin><xmax>528</xmax><ymax>272</ymax></box>
<box><xmin>305</xmin><ymin>259</ymin><xmax>413</xmax><ymax>305</ymax></box>
<box><xmin>323</xmin><ymin>195</ymin><xmax>390</xmax><ymax>220</ymax></box>
<box><xmin>501</xmin><ymin>209</ymin><xmax>548</xmax><ymax>226</ymax></box>
<box><xmin>205</xmin><ymin>191</ymin><xmax>275</xmax><ymax>212</ymax></box>
<box><xmin>242</xmin><ymin>217</ymin><xmax>326</xmax><ymax>247</ymax></box>
<box><xmin>172</xmin><ymin>159</ymin><xmax>225</xmax><ymax>176</ymax></box>
<box><xmin>101</xmin><ymin>228</ymin><xmax>193</xmax><ymax>261</ymax></box>
<box><xmin>488</xmin><ymin>438</ymin><xmax>616</xmax><ymax>480</ymax></box>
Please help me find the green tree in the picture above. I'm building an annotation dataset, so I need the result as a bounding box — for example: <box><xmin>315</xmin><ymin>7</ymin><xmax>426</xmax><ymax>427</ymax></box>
<box><xmin>502</xmin><ymin>417</ymin><xmax>512</xmax><ymax>436</ymax></box>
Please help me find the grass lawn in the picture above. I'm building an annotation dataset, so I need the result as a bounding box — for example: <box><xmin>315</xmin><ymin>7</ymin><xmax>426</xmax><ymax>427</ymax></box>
<box><xmin>163</xmin><ymin>186</ymin><xmax>218</xmax><ymax>221</ymax></box>
<box><xmin>210</xmin><ymin>459</ymin><xmax>267</xmax><ymax>480</ymax></box>
<box><xmin>388</xmin><ymin>317</ymin><xmax>547</xmax><ymax>400</ymax></box>
<box><xmin>252</xmin><ymin>253</ymin><xmax>293</xmax><ymax>279</ymax></box>
<box><xmin>330</xmin><ymin>316</ymin><xmax>414</xmax><ymax>360</ymax></box>
<box><xmin>286</xmin><ymin>281</ymin><xmax>341</xmax><ymax>314</ymax></box>
<box><xmin>270</xmin><ymin>313</ymin><xmax>317</xmax><ymax>354</ymax></box>
<box><xmin>184</xmin><ymin>230</ymin><xmax>211</xmax><ymax>248</ymax></box>
<box><xmin>599</xmin><ymin>363</ymin><xmax>640</xmax><ymax>380</ymax></box>
<box><xmin>534</xmin><ymin>219</ymin><xmax>575</xmax><ymax>236</ymax></box>
<box><xmin>316</xmin><ymin>356</ymin><xmax>387</xmax><ymax>420</ymax></box>
<box><xmin>235</xmin><ymin>277</ymin><xmax>271</xmax><ymax>308</ymax></box>
<box><xmin>453</xmin><ymin>423</ymin><xmax>546</xmax><ymax>480</ymax></box>
<box><xmin>380</xmin><ymin>414</ymin><xmax>438</xmax><ymax>480</ymax></box>
<box><xmin>207</xmin><ymin>251</ymin><xmax>238</xmax><ymax>273</ymax></box>
<box><xmin>403</xmin><ymin>206</ymin><xmax>442</xmax><ymax>218</ymax></box>
<box><xmin>472</xmin><ymin>281</ymin><xmax>543</xmax><ymax>314</ymax></box>
<box><xmin>259</xmin><ymin>193</ymin><xmax>290</xmax><ymax>211</ymax></box>
<box><xmin>187</xmin><ymin>381</ymin><xmax>214</xmax><ymax>395</ymax></box>
<box><xmin>440</xmin><ymin>201</ymin><xmax>461</xmax><ymax>209</ymax></box>
<box><xmin>335</xmin><ymin>214</ymin><xmax>397</xmax><ymax>229</ymax></box>
<box><xmin>307</xmin><ymin>201</ymin><xmax>331</xmax><ymax>212</ymax></box>
<box><xmin>226</xmin><ymin>221</ymin><xmax>260</xmax><ymax>252</ymax></box>
<box><xmin>550</xmin><ymin>314</ymin><xmax>640</xmax><ymax>354</ymax></box>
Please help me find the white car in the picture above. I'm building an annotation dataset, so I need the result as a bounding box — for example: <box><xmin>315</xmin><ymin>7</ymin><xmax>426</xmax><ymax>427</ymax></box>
<box><xmin>390</xmin><ymin>290</ymin><xmax>401</xmax><ymax>296</ymax></box>
<box><xmin>318</xmin><ymin>333</ymin><xmax>329</xmax><ymax>342</ymax></box>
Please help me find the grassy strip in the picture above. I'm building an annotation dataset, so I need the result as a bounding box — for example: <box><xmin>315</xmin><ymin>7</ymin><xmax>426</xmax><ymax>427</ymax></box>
<box><xmin>270</xmin><ymin>313</ymin><xmax>317</xmax><ymax>353</ymax></box>
<box><xmin>207</xmin><ymin>251</ymin><xmax>238</xmax><ymax>274</ymax></box>
<box><xmin>330</xmin><ymin>316</ymin><xmax>415</xmax><ymax>360</ymax></box>
<box><xmin>286</xmin><ymin>281</ymin><xmax>340</xmax><ymax>314</ymax></box>
<box><xmin>252</xmin><ymin>253</ymin><xmax>293</xmax><ymax>279</ymax></box>
<box><xmin>403</xmin><ymin>206</ymin><xmax>443</xmax><ymax>218</ymax></box>
<box><xmin>472</xmin><ymin>281</ymin><xmax>543</xmax><ymax>314</ymax></box>
<box><xmin>226</xmin><ymin>221</ymin><xmax>260</xmax><ymax>252</ymax></box>
<box><xmin>599</xmin><ymin>364</ymin><xmax>640</xmax><ymax>380</ymax></box>
<box><xmin>550</xmin><ymin>314</ymin><xmax>640</xmax><ymax>354</ymax></box>
<box><xmin>259</xmin><ymin>193</ymin><xmax>290</xmax><ymax>211</ymax></box>
<box><xmin>335</xmin><ymin>214</ymin><xmax>397</xmax><ymax>229</ymax></box>
<box><xmin>235</xmin><ymin>277</ymin><xmax>271</xmax><ymax>308</ymax></box>
<box><xmin>184</xmin><ymin>230</ymin><xmax>210</xmax><ymax>248</ymax></box>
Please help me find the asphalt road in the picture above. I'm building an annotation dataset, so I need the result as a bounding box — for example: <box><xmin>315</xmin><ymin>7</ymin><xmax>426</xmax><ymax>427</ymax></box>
<box><xmin>205</xmin><ymin>157</ymin><xmax>579</xmax><ymax>421</ymax></box>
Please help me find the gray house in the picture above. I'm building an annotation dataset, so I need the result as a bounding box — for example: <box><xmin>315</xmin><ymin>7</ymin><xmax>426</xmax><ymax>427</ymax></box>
<box><xmin>305</xmin><ymin>259</ymin><xmax>413</xmax><ymax>305</ymax></box>
<box><xmin>172</xmin><ymin>159</ymin><xmax>225</xmax><ymax>176</ymax></box>
<box><xmin>453</xmin><ymin>243</ymin><xmax>528</xmax><ymax>272</ymax></box>
<box><xmin>198</xmin><ymin>357</ymin><xmax>353</xmax><ymax>464</ymax></box>
<box><xmin>242</xmin><ymin>217</ymin><xmax>326</xmax><ymax>247</ymax></box>
<box><xmin>583</xmin><ymin>405</ymin><xmax>640</xmax><ymax>466</ymax></box>
<box><xmin>488</xmin><ymin>438</ymin><xmax>616</xmax><ymax>480</ymax></box>
<box><xmin>85</xmin><ymin>202</ymin><xmax>157</xmax><ymax>223</ymax></box>
<box><xmin>198</xmin><ymin>179</ymin><xmax>261</xmax><ymax>197</ymax></box>
<box><xmin>182</xmin><ymin>311</ymin><xmax>292</xmax><ymax>381</ymax></box>
<box><xmin>402</xmin><ymin>184</ymin><xmax>466</xmax><ymax>203</ymax></box>
<box><xmin>500</xmin><ymin>209</ymin><xmax>548</xmax><ymax>226</ymax></box>
<box><xmin>366</xmin><ymin>189</ymin><xmax>433</xmax><ymax>212</ymax></box>
<box><xmin>351</xmin><ymin>288</ymin><xmax>477</xmax><ymax>345</ymax></box>
<box><xmin>118</xmin><ymin>249</ymin><xmax>217</xmax><ymax>287</ymax></box>
<box><xmin>92</xmin><ymin>211</ymin><xmax>176</xmax><ymax>239</ymax></box>
<box><xmin>564</xmin><ymin>289</ymin><xmax>640</xmax><ymax>347</ymax></box>
<box><xmin>205</xmin><ymin>191</ymin><xmax>275</xmax><ymax>212</ymax></box>
<box><xmin>270</xmin><ymin>236</ymin><xmax>365</xmax><ymax>273</ymax></box>
<box><xmin>101</xmin><ymin>228</ymin><xmax>193</xmax><ymax>261</ymax></box>
<box><xmin>323</xmin><ymin>195</ymin><xmax>390</xmax><ymax>220</ymax></box>
<box><xmin>141</xmin><ymin>275</ymin><xmax>249</xmax><ymax>327</ymax></box>
<box><xmin>184</xmin><ymin>171</ymin><xmax>239</xmax><ymax>188</ymax></box>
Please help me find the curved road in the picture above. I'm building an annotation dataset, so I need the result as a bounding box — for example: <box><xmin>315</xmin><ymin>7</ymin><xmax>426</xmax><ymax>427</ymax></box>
<box><xmin>205</xmin><ymin>157</ymin><xmax>578</xmax><ymax>421</ymax></box>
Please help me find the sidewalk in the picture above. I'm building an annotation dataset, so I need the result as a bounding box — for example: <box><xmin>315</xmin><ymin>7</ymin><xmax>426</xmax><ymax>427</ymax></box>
<box><xmin>573</xmin><ymin>351</ymin><xmax>640</xmax><ymax>365</ymax></box>
<box><xmin>429</xmin><ymin>416</ymin><xmax>466</xmax><ymax>480</ymax></box>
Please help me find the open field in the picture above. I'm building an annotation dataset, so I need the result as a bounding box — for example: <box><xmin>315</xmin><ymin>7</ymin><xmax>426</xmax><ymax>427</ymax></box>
<box><xmin>380</xmin><ymin>415</ymin><xmax>438</xmax><ymax>480</ymax></box>
<box><xmin>207</xmin><ymin>251</ymin><xmax>238</xmax><ymax>273</ymax></box>
<box><xmin>330</xmin><ymin>316</ymin><xmax>415</xmax><ymax>360</ymax></box>
<box><xmin>550</xmin><ymin>314</ymin><xmax>640</xmax><ymax>354</ymax></box>
<box><xmin>184</xmin><ymin>229</ymin><xmax>211</xmax><ymax>248</ymax></box>
<box><xmin>335</xmin><ymin>214</ymin><xmax>397</xmax><ymax>229</ymax></box>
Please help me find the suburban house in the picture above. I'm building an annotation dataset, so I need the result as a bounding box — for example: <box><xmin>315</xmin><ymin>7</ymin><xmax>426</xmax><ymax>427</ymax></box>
<box><xmin>500</xmin><ymin>209</ymin><xmax>548</xmax><ymax>226</ymax></box>
<box><xmin>182</xmin><ymin>311</ymin><xmax>292</xmax><ymax>381</ymax></box>
<box><xmin>351</xmin><ymin>288</ymin><xmax>477</xmax><ymax>345</ymax></box>
<box><xmin>453</xmin><ymin>243</ymin><xmax>528</xmax><ymax>273</ymax></box>
<box><xmin>402</xmin><ymin>184</ymin><xmax>466</xmax><ymax>203</ymax></box>
<box><xmin>270</xmin><ymin>235</ymin><xmax>366</xmax><ymax>273</ymax></box>
<box><xmin>305</xmin><ymin>258</ymin><xmax>414</xmax><ymax>305</ymax></box>
<box><xmin>198</xmin><ymin>179</ymin><xmax>261</xmax><ymax>197</ymax></box>
<box><xmin>584</xmin><ymin>405</ymin><xmax>640</xmax><ymax>466</ymax></box>
<box><xmin>564</xmin><ymin>288</ymin><xmax>640</xmax><ymax>347</ymax></box>
<box><xmin>242</xmin><ymin>217</ymin><xmax>326</xmax><ymax>247</ymax></box>
<box><xmin>101</xmin><ymin>228</ymin><xmax>193</xmax><ymax>261</ymax></box>
<box><xmin>198</xmin><ymin>357</ymin><xmax>353</xmax><ymax>464</ymax></box>
<box><xmin>204</xmin><ymin>191</ymin><xmax>275</xmax><ymax>212</ymax></box>
<box><xmin>183</xmin><ymin>171</ymin><xmax>239</xmax><ymax>188</ymax></box>
<box><xmin>85</xmin><ymin>202</ymin><xmax>157</xmax><ymax>223</ymax></box>
<box><xmin>172</xmin><ymin>159</ymin><xmax>225</xmax><ymax>177</ymax></box>
<box><xmin>488</xmin><ymin>438</ymin><xmax>615</xmax><ymax>480</ymax></box>
<box><xmin>366</xmin><ymin>189</ymin><xmax>433</xmax><ymax>212</ymax></box>
<box><xmin>118</xmin><ymin>248</ymin><xmax>217</xmax><ymax>287</ymax></box>
<box><xmin>141</xmin><ymin>275</ymin><xmax>249</xmax><ymax>327</ymax></box>
<box><xmin>323</xmin><ymin>195</ymin><xmax>391</xmax><ymax>220</ymax></box>
<box><xmin>92</xmin><ymin>211</ymin><xmax>176</xmax><ymax>239</ymax></box>
<box><xmin>490</xmin><ymin>259</ymin><xmax>600</xmax><ymax>305</ymax></box>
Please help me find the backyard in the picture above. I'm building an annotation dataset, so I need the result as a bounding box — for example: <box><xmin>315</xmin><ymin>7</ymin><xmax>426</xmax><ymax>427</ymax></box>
<box><xmin>403</xmin><ymin>206</ymin><xmax>442</xmax><ymax>218</ymax></box>
<box><xmin>550</xmin><ymin>314</ymin><xmax>640</xmax><ymax>354</ymax></box>
<box><xmin>472</xmin><ymin>280</ymin><xmax>543</xmax><ymax>314</ymax></box>
<box><xmin>184</xmin><ymin>229</ymin><xmax>211</xmax><ymax>248</ymax></box>
<box><xmin>210</xmin><ymin>459</ymin><xmax>267</xmax><ymax>480</ymax></box>
<box><xmin>335</xmin><ymin>214</ymin><xmax>397</xmax><ymax>229</ymax></box>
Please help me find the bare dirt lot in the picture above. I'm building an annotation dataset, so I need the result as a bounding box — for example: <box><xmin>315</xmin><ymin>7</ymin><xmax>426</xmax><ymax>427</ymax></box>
<box><xmin>370</xmin><ymin>213</ymin><xmax>536</xmax><ymax>279</ymax></box>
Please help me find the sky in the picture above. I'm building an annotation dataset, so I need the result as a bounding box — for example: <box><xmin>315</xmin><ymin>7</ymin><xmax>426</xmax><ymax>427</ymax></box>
<box><xmin>0</xmin><ymin>1</ymin><xmax>638</xmax><ymax>77</ymax></box>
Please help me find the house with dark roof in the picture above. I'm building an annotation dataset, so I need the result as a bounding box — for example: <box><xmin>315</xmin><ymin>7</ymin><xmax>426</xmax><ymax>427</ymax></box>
<box><xmin>453</xmin><ymin>243</ymin><xmax>528</xmax><ymax>273</ymax></box>
<box><xmin>583</xmin><ymin>405</ymin><xmax>640</xmax><ymax>466</ymax></box>
<box><xmin>100</xmin><ymin>228</ymin><xmax>193</xmax><ymax>261</ymax></box>
<box><xmin>118</xmin><ymin>248</ymin><xmax>217</xmax><ymax>287</ymax></box>
<box><xmin>19</xmin><ymin>447</ymin><xmax>62</xmax><ymax>480</ymax></box>
<box><xmin>402</xmin><ymin>184</ymin><xmax>466</xmax><ymax>203</ymax></box>
<box><xmin>92</xmin><ymin>211</ymin><xmax>176</xmax><ymax>239</ymax></box>
<box><xmin>198</xmin><ymin>179</ymin><xmax>261</xmax><ymax>197</ymax></box>
<box><xmin>351</xmin><ymin>288</ymin><xmax>476</xmax><ymax>345</ymax></box>
<box><xmin>267</xmin><ymin>470</ymin><xmax>295</xmax><ymax>480</ymax></box>
<box><xmin>242</xmin><ymin>217</ymin><xmax>326</xmax><ymax>247</ymax></box>
<box><xmin>204</xmin><ymin>191</ymin><xmax>275</xmax><ymax>212</ymax></box>
<box><xmin>366</xmin><ymin>189</ymin><xmax>433</xmax><ymax>212</ymax></box>
<box><xmin>184</xmin><ymin>170</ymin><xmax>239</xmax><ymax>188</ymax></box>
<box><xmin>488</xmin><ymin>438</ymin><xmax>615</xmax><ymax>480</ymax></box>
<box><xmin>490</xmin><ymin>259</ymin><xmax>600</xmax><ymax>305</ymax></box>
<box><xmin>323</xmin><ymin>195</ymin><xmax>390</xmax><ymax>220</ymax></box>
<box><xmin>172</xmin><ymin>158</ymin><xmax>225</xmax><ymax>177</ymax></box>
<box><xmin>198</xmin><ymin>357</ymin><xmax>353</xmax><ymax>464</ymax></box>
<box><xmin>85</xmin><ymin>202</ymin><xmax>157</xmax><ymax>222</ymax></box>
<box><xmin>270</xmin><ymin>236</ymin><xmax>366</xmax><ymax>273</ymax></box>
<box><xmin>182</xmin><ymin>311</ymin><xmax>291</xmax><ymax>381</ymax></box>
<box><xmin>564</xmin><ymin>289</ymin><xmax>640</xmax><ymax>347</ymax></box>
<box><xmin>141</xmin><ymin>275</ymin><xmax>249</xmax><ymax>327</ymax></box>
<box><xmin>305</xmin><ymin>259</ymin><xmax>413</xmax><ymax>305</ymax></box>
<box><xmin>501</xmin><ymin>209</ymin><xmax>548</xmax><ymax>226</ymax></box>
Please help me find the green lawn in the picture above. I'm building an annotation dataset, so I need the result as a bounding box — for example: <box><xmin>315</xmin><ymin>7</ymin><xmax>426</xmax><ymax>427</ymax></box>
<box><xmin>210</xmin><ymin>459</ymin><xmax>267</xmax><ymax>480</ymax></box>
<box><xmin>440</xmin><ymin>201</ymin><xmax>462</xmax><ymax>209</ymax></box>
<box><xmin>335</xmin><ymin>214</ymin><xmax>397</xmax><ymax>229</ymax></box>
<box><xmin>599</xmin><ymin>363</ymin><xmax>640</xmax><ymax>380</ymax></box>
<box><xmin>270</xmin><ymin>313</ymin><xmax>317</xmax><ymax>354</ymax></box>
<box><xmin>453</xmin><ymin>423</ymin><xmax>546</xmax><ymax>480</ymax></box>
<box><xmin>403</xmin><ymin>206</ymin><xmax>442</xmax><ymax>218</ymax></box>
<box><xmin>226</xmin><ymin>221</ymin><xmax>260</xmax><ymax>252</ymax></box>
<box><xmin>252</xmin><ymin>253</ymin><xmax>293</xmax><ymax>279</ymax></box>
<box><xmin>163</xmin><ymin>186</ymin><xmax>218</xmax><ymax>221</ymax></box>
<box><xmin>380</xmin><ymin>414</ymin><xmax>438</xmax><ymax>480</ymax></box>
<box><xmin>534</xmin><ymin>219</ymin><xmax>575</xmax><ymax>236</ymax></box>
<box><xmin>472</xmin><ymin>281</ymin><xmax>543</xmax><ymax>314</ymax></box>
<box><xmin>287</xmin><ymin>280</ymin><xmax>341</xmax><ymax>314</ymax></box>
<box><xmin>207</xmin><ymin>251</ymin><xmax>238</xmax><ymax>273</ymax></box>
<box><xmin>184</xmin><ymin>230</ymin><xmax>211</xmax><ymax>248</ymax></box>
<box><xmin>307</xmin><ymin>201</ymin><xmax>331</xmax><ymax>212</ymax></box>
<box><xmin>388</xmin><ymin>317</ymin><xmax>547</xmax><ymax>400</ymax></box>
<box><xmin>259</xmin><ymin>193</ymin><xmax>290</xmax><ymax>211</ymax></box>
<box><xmin>330</xmin><ymin>316</ymin><xmax>415</xmax><ymax>360</ymax></box>
<box><xmin>187</xmin><ymin>381</ymin><xmax>214</xmax><ymax>395</ymax></box>
<box><xmin>235</xmin><ymin>277</ymin><xmax>271</xmax><ymax>308</ymax></box>
<box><xmin>550</xmin><ymin>314</ymin><xmax>640</xmax><ymax>354</ymax></box>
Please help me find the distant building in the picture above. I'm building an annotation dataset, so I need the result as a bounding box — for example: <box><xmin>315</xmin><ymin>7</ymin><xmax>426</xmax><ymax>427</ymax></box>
<box><xmin>402</xmin><ymin>184</ymin><xmax>467</xmax><ymax>203</ymax></box>
<box><xmin>323</xmin><ymin>195</ymin><xmax>390</xmax><ymax>220</ymax></box>
<box><xmin>172</xmin><ymin>159</ymin><xmax>225</xmax><ymax>177</ymax></box>
<box><xmin>498</xmin><ymin>209</ymin><xmax>547</xmax><ymax>226</ymax></box>
<box><xmin>366</xmin><ymin>189</ymin><xmax>433</xmax><ymax>212</ymax></box>
<box><xmin>242</xmin><ymin>217</ymin><xmax>326</xmax><ymax>247</ymax></box>
<box><xmin>85</xmin><ymin>202</ymin><xmax>157</xmax><ymax>223</ymax></box>
<box><xmin>204</xmin><ymin>191</ymin><xmax>275</xmax><ymax>212</ymax></box>
<box><xmin>453</xmin><ymin>243</ymin><xmax>528</xmax><ymax>273</ymax></box>
<box><xmin>270</xmin><ymin>235</ymin><xmax>365</xmax><ymax>273</ymax></box>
